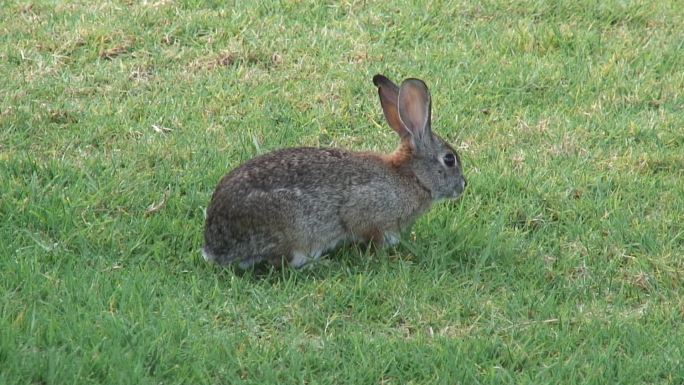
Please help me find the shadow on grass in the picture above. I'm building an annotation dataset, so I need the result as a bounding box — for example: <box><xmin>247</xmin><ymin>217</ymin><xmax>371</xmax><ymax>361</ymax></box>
<box><xmin>202</xmin><ymin>242</ymin><xmax>402</xmax><ymax>283</ymax></box>
<box><xmin>200</xmin><ymin>238</ymin><xmax>485</xmax><ymax>287</ymax></box>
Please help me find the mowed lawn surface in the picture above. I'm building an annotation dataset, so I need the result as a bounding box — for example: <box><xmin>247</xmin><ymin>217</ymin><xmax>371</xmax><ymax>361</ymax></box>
<box><xmin>2</xmin><ymin>1</ymin><xmax>683</xmax><ymax>384</ymax></box>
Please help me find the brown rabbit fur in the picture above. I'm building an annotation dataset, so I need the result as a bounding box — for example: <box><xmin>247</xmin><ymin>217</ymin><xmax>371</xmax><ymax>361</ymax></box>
<box><xmin>203</xmin><ymin>75</ymin><xmax>466</xmax><ymax>268</ymax></box>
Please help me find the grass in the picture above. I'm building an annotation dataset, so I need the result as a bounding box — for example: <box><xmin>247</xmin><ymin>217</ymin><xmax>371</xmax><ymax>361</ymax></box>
<box><xmin>2</xmin><ymin>0</ymin><xmax>684</xmax><ymax>383</ymax></box>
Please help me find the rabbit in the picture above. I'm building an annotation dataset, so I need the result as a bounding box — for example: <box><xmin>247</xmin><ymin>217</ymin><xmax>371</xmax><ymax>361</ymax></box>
<box><xmin>202</xmin><ymin>74</ymin><xmax>467</xmax><ymax>268</ymax></box>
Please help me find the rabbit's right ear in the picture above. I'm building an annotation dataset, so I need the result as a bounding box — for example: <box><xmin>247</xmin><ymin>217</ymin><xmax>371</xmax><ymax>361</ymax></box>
<box><xmin>373</xmin><ymin>74</ymin><xmax>411</xmax><ymax>139</ymax></box>
<box><xmin>398</xmin><ymin>78</ymin><xmax>431</xmax><ymax>143</ymax></box>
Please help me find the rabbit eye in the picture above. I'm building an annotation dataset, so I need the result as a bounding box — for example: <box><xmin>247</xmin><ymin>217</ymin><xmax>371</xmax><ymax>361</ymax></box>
<box><xmin>443</xmin><ymin>153</ymin><xmax>456</xmax><ymax>167</ymax></box>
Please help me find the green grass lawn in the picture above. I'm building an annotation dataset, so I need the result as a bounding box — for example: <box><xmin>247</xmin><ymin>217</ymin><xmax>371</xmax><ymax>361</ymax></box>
<box><xmin>2</xmin><ymin>0</ymin><xmax>684</xmax><ymax>383</ymax></box>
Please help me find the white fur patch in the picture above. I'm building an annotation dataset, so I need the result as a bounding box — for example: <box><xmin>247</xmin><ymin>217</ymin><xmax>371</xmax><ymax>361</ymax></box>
<box><xmin>201</xmin><ymin>247</ymin><xmax>214</xmax><ymax>262</ymax></box>
<box><xmin>383</xmin><ymin>233</ymin><xmax>400</xmax><ymax>246</ymax></box>
<box><xmin>290</xmin><ymin>251</ymin><xmax>310</xmax><ymax>268</ymax></box>
<box><xmin>290</xmin><ymin>248</ymin><xmax>325</xmax><ymax>268</ymax></box>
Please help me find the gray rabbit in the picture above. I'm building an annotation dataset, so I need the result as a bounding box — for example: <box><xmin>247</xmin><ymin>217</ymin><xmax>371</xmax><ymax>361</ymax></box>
<box><xmin>203</xmin><ymin>75</ymin><xmax>467</xmax><ymax>268</ymax></box>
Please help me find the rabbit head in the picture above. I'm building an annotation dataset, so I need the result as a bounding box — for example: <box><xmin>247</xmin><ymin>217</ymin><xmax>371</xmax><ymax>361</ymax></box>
<box><xmin>373</xmin><ymin>74</ymin><xmax>467</xmax><ymax>201</ymax></box>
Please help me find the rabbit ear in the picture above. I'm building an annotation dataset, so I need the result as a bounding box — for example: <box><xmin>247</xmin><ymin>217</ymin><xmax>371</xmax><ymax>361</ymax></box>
<box><xmin>373</xmin><ymin>74</ymin><xmax>411</xmax><ymax>139</ymax></box>
<box><xmin>398</xmin><ymin>78</ymin><xmax>432</xmax><ymax>142</ymax></box>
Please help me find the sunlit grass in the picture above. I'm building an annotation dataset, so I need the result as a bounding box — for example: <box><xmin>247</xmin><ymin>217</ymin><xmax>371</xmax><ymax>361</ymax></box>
<box><xmin>2</xmin><ymin>1</ymin><xmax>683</xmax><ymax>384</ymax></box>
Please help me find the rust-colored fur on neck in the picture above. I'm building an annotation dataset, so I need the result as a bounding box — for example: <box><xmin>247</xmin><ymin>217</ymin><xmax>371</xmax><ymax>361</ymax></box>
<box><xmin>380</xmin><ymin>140</ymin><xmax>414</xmax><ymax>168</ymax></box>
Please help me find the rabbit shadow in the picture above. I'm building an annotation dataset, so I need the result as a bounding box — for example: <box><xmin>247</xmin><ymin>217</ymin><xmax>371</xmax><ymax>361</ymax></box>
<box><xmin>207</xmin><ymin>241</ymin><xmax>402</xmax><ymax>284</ymax></box>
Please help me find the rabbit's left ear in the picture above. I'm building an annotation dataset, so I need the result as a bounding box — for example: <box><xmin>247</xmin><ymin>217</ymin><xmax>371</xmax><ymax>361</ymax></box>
<box><xmin>373</xmin><ymin>74</ymin><xmax>411</xmax><ymax>139</ymax></box>
<box><xmin>398</xmin><ymin>78</ymin><xmax>432</xmax><ymax>142</ymax></box>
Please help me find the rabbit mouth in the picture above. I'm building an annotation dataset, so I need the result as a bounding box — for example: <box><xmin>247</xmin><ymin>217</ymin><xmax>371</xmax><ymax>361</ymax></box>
<box><xmin>435</xmin><ymin>189</ymin><xmax>463</xmax><ymax>202</ymax></box>
<box><xmin>453</xmin><ymin>178</ymin><xmax>467</xmax><ymax>199</ymax></box>
<box><xmin>452</xmin><ymin>182</ymin><xmax>466</xmax><ymax>199</ymax></box>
